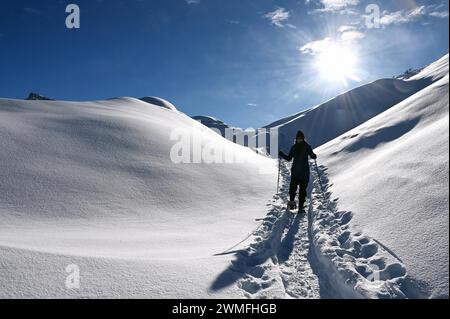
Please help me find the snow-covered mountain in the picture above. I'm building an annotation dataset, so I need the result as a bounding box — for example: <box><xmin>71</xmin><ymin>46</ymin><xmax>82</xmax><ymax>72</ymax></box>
<box><xmin>0</xmin><ymin>54</ymin><xmax>447</xmax><ymax>299</ymax></box>
<box><xmin>267</xmin><ymin>54</ymin><xmax>449</xmax><ymax>152</ymax></box>
<box><xmin>309</xmin><ymin>54</ymin><xmax>449</xmax><ymax>298</ymax></box>
<box><xmin>26</xmin><ymin>92</ymin><xmax>53</xmax><ymax>101</ymax></box>
<box><xmin>218</xmin><ymin>54</ymin><xmax>448</xmax><ymax>299</ymax></box>
<box><xmin>0</xmin><ymin>96</ymin><xmax>276</xmax><ymax>298</ymax></box>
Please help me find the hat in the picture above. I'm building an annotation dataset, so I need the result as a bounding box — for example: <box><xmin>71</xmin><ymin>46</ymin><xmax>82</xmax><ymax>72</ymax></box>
<box><xmin>296</xmin><ymin>131</ymin><xmax>305</xmax><ymax>139</ymax></box>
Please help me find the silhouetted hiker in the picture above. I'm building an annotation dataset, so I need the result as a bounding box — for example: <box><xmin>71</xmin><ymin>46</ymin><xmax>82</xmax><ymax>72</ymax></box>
<box><xmin>279</xmin><ymin>131</ymin><xmax>317</xmax><ymax>212</ymax></box>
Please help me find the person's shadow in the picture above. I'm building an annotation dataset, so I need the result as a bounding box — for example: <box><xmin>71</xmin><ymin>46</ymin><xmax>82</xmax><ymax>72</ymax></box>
<box><xmin>209</xmin><ymin>204</ymin><xmax>304</xmax><ymax>292</ymax></box>
<box><xmin>278</xmin><ymin>211</ymin><xmax>304</xmax><ymax>263</ymax></box>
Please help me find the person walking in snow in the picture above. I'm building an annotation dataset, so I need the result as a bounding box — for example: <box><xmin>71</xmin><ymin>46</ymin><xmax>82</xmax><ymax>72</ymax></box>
<box><xmin>279</xmin><ymin>131</ymin><xmax>317</xmax><ymax>212</ymax></box>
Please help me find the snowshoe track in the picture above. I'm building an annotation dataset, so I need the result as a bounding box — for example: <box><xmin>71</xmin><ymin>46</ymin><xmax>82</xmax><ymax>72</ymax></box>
<box><xmin>216</xmin><ymin>160</ymin><xmax>425</xmax><ymax>299</ymax></box>
<box><xmin>309</xmin><ymin>164</ymin><xmax>428</xmax><ymax>299</ymax></box>
<box><xmin>232</xmin><ymin>162</ymin><xmax>321</xmax><ymax>299</ymax></box>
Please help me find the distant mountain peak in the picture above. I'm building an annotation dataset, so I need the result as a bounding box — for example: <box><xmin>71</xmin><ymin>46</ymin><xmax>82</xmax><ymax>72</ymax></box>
<box><xmin>191</xmin><ymin>115</ymin><xmax>235</xmax><ymax>136</ymax></box>
<box><xmin>394</xmin><ymin>68</ymin><xmax>423</xmax><ymax>80</ymax></box>
<box><xmin>26</xmin><ymin>92</ymin><xmax>53</xmax><ymax>101</ymax></box>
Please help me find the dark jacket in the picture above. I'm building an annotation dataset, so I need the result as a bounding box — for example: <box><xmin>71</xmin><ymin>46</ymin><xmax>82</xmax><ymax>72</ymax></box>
<box><xmin>279</xmin><ymin>141</ymin><xmax>317</xmax><ymax>183</ymax></box>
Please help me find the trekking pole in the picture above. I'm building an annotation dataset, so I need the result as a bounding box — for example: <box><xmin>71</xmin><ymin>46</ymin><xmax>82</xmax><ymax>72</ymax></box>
<box><xmin>277</xmin><ymin>158</ymin><xmax>281</xmax><ymax>194</ymax></box>
<box><xmin>314</xmin><ymin>159</ymin><xmax>326</xmax><ymax>198</ymax></box>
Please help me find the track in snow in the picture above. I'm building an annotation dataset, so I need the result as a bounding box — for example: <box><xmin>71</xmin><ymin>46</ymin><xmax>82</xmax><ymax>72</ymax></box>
<box><xmin>308</xmin><ymin>163</ymin><xmax>427</xmax><ymax>299</ymax></box>
<box><xmin>211</xmin><ymin>161</ymin><xmax>335</xmax><ymax>299</ymax></box>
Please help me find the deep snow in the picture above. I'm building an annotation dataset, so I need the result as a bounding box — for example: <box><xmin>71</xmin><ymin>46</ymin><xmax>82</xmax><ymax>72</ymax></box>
<box><xmin>224</xmin><ymin>54</ymin><xmax>449</xmax><ymax>299</ymax></box>
<box><xmin>0</xmin><ymin>54</ymin><xmax>448</xmax><ymax>299</ymax></box>
<box><xmin>0</xmin><ymin>97</ymin><xmax>277</xmax><ymax>298</ymax></box>
<box><xmin>313</xmin><ymin>58</ymin><xmax>449</xmax><ymax>298</ymax></box>
<box><xmin>211</xmin><ymin>162</ymin><xmax>324</xmax><ymax>299</ymax></box>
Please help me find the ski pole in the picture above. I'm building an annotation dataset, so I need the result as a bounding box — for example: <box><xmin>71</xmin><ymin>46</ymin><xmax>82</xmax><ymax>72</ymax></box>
<box><xmin>314</xmin><ymin>159</ymin><xmax>326</xmax><ymax>197</ymax></box>
<box><xmin>277</xmin><ymin>158</ymin><xmax>281</xmax><ymax>194</ymax></box>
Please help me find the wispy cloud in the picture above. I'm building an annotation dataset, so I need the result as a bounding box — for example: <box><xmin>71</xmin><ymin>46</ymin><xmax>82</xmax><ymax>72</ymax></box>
<box><xmin>300</xmin><ymin>28</ymin><xmax>364</xmax><ymax>56</ymax></box>
<box><xmin>421</xmin><ymin>4</ymin><xmax>449</xmax><ymax>19</ymax></box>
<box><xmin>337</xmin><ymin>24</ymin><xmax>365</xmax><ymax>41</ymax></box>
<box><xmin>378</xmin><ymin>5</ymin><xmax>448</xmax><ymax>27</ymax></box>
<box><xmin>429</xmin><ymin>3</ymin><xmax>450</xmax><ymax>18</ymax></box>
<box><xmin>185</xmin><ymin>0</ymin><xmax>200</xmax><ymax>5</ymax></box>
<box><xmin>264</xmin><ymin>8</ymin><xmax>291</xmax><ymax>28</ymax></box>
<box><xmin>337</xmin><ymin>25</ymin><xmax>356</xmax><ymax>32</ymax></box>
<box><xmin>429</xmin><ymin>11</ymin><xmax>449</xmax><ymax>18</ymax></box>
<box><xmin>340</xmin><ymin>30</ymin><xmax>365</xmax><ymax>41</ymax></box>
<box><xmin>378</xmin><ymin>11</ymin><xmax>411</xmax><ymax>26</ymax></box>
<box><xmin>320</xmin><ymin>0</ymin><xmax>359</xmax><ymax>11</ymax></box>
<box><xmin>300</xmin><ymin>37</ymin><xmax>334</xmax><ymax>55</ymax></box>
<box><xmin>286</xmin><ymin>23</ymin><xmax>298</xmax><ymax>30</ymax></box>
<box><xmin>306</xmin><ymin>0</ymin><xmax>359</xmax><ymax>13</ymax></box>
<box><xmin>247</xmin><ymin>103</ymin><xmax>258</xmax><ymax>107</ymax></box>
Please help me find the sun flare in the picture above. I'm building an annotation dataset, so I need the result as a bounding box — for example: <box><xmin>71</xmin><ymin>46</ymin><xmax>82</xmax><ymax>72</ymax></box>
<box><xmin>314</xmin><ymin>44</ymin><xmax>360</xmax><ymax>86</ymax></box>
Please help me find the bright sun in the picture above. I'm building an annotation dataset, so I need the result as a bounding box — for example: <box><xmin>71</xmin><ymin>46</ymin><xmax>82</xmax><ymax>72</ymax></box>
<box><xmin>314</xmin><ymin>44</ymin><xmax>360</xmax><ymax>86</ymax></box>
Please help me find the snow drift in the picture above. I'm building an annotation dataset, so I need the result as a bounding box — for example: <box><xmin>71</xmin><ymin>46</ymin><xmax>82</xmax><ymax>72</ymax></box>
<box><xmin>0</xmin><ymin>96</ymin><xmax>277</xmax><ymax>298</ymax></box>
<box><xmin>1</xmin><ymin>54</ymin><xmax>448</xmax><ymax>299</ymax></box>
<box><xmin>140</xmin><ymin>96</ymin><xmax>178</xmax><ymax>111</ymax></box>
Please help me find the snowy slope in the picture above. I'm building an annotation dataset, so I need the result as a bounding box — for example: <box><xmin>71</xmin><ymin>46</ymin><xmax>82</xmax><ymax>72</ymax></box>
<box><xmin>311</xmin><ymin>60</ymin><xmax>449</xmax><ymax>298</ymax></box>
<box><xmin>267</xmin><ymin>56</ymin><xmax>449</xmax><ymax>152</ymax></box>
<box><xmin>0</xmin><ymin>97</ymin><xmax>277</xmax><ymax>298</ymax></box>
<box><xmin>1</xmin><ymin>54</ymin><xmax>448</xmax><ymax>299</ymax></box>
<box><xmin>409</xmin><ymin>54</ymin><xmax>449</xmax><ymax>82</ymax></box>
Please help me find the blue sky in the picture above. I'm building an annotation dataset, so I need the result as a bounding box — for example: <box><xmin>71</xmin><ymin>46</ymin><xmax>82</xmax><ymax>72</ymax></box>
<box><xmin>0</xmin><ymin>0</ymin><xmax>448</xmax><ymax>128</ymax></box>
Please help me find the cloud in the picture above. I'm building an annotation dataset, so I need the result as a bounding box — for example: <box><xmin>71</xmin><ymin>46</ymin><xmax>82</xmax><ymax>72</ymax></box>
<box><xmin>321</xmin><ymin>0</ymin><xmax>359</xmax><ymax>11</ymax></box>
<box><xmin>429</xmin><ymin>11</ymin><xmax>449</xmax><ymax>18</ymax></box>
<box><xmin>264</xmin><ymin>8</ymin><xmax>291</xmax><ymax>28</ymax></box>
<box><xmin>378</xmin><ymin>5</ymin><xmax>449</xmax><ymax>27</ymax></box>
<box><xmin>423</xmin><ymin>3</ymin><xmax>449</xmax><ymax>19</ymax></box>
<box><xmin>340</xmin><ymin>30</ymin><xmax>365</xmax><ymax>41</ymax></box>
<box><xmin>378</xmin><ymin>11</ymin><xmax>409</xmax><ymax>26</ymax></box>
<box><xmin>286</xmin><ymin>23</ymin><xmax>298</xmax><ymax>29</ymax></box>
<box><xmin>337</xmin><ymin>8</ymin><xmax>360</xmax><ymax>16</ymax></box>
<box><xmin>307</xmin><ymin>0</ymin><xmax>359</xmax><ymax>13</ymax></box>
<box><xmin>300</xmin><ymin>37</ymin><xmax>334</xmax><ymax>55</ymax></box>
<box><xmin>300</xmin><ymin>28</ymin><xmax>364</xmax><ymax>56</ymax></box>
<box><xmin>247</xmin><ymin>103</ymin><xmax>258</xmax><ymax>107</ymax></box>
<box><xmin>337</xmin><ymin>25</ymin><xmax>356</xmax><ymax>32</ymax></box>
<box><xmin>185</xmin><ymin>0</ymin><xmax>200</xmax><ymax>5</ymax></box>
<box><xmin>336</xmin><ymin>25</ymin><xmax>366</xmax><ymax>41</ymax></box>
